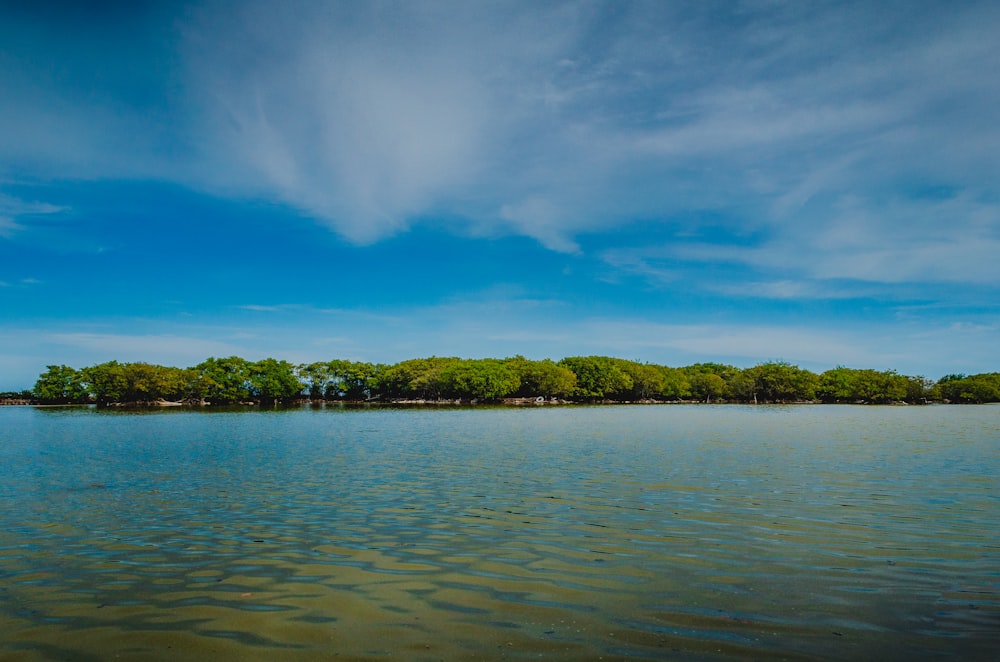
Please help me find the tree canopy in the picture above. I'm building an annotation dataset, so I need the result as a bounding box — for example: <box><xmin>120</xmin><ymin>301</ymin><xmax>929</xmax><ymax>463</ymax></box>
<box><xmin>25</xmin><ymin>355</ymin><xmax>998</xmax><ymax>406</ymax></box>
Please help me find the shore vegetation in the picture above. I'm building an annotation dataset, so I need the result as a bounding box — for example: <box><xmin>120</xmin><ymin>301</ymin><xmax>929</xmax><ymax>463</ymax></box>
<box><xmin>20</xmin><ymin>357</ymin><xmax>1000</xmax><ymax>407</ymax></box>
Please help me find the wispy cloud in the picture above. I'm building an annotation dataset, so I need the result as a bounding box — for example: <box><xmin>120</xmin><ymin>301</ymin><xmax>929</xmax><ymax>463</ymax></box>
<box><xmin>182</xmin><ymin>2</ymin><xmax>510</xmax><ymax>243</ymax></box>
<box><xmin>0</xmin><ymin>193</ymin><xmax>66</xmax><ymax>237</ymax></box>
<box><xmin>236</xmin><ymin>304</ymin><xmax>295</xmax><ymax>313</ymax></box>
<box><xmin>2</xmin><ymin>1</ymin><xmax>998</xmax><ymax>269</ymax></box>
<box><xmin>174</xmin><ymin>1</ymin><xmax>1000</xmax><ymax>276</ymax></box>
<box><xmin>665</xmin><ymin>192</ymin><xmax>1000</xmax><ymax>286</ymax></box>
<box><xmin>705</xmin><ymin>280</ymin><xmax>866</xmax><ymax>301</ymax></box>
<box><xmin>0</xmin><ymin>278</ymin><xmax>42</xmax><ymax>288</ymax></box>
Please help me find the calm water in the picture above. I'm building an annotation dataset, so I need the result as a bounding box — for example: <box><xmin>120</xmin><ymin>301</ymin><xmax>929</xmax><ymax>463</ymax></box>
<box><xmin>0</xmin><ymin>405</ymin><xmax>997</xmax><ymax>661</ymax></box>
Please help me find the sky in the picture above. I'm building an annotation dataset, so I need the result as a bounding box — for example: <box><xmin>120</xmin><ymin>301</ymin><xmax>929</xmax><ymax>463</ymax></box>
<box><xmin>2</xmin><ymin>0</ymin><xmax>999</xmax><ymax>390</ymax></box>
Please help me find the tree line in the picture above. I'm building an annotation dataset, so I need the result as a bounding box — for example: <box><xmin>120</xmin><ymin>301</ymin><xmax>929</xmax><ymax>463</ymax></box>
<box><xmin>26</xmin><ymin>356</ymin><xmax>1000</xmax><ymax>406</ymax></box>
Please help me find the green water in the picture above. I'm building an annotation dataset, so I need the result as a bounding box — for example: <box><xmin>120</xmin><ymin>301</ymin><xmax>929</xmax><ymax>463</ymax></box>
<box><xmin>0</xmin><ymin>405</ymin><xmax>997</xmax><ymax>660</ymax></box>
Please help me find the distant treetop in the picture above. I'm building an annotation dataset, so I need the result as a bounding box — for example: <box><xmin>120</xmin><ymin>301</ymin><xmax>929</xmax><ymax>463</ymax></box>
<box><xmin>28</xmin><ymin>356</ymin><xmax>1000</xmax><ymax>406</ymax></box>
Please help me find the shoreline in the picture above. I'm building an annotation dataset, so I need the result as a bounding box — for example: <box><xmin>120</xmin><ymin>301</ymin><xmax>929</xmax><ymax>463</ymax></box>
<box><xmin>4</xmin><ymin>398</ymin><xmax>948</xmax><ymax>409</ymax></box>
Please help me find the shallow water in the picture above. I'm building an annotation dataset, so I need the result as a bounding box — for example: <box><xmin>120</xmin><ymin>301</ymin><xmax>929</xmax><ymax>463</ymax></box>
<box><xmin>0</xmin><ymin>404</ymin><xmax>997</xmax><ymax>660</ymax></box>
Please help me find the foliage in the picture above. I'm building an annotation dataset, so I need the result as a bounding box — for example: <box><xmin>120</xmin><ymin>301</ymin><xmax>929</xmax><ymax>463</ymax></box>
<box><xmin>439</xmin><ymin>359</ymin><xmax>520</xmax><ymax>401</ymax></box>
<box><xmin>81</xmin><ymin>361</ymin><xmax>129</xmax><ymax>405</ymax></box>
<box><xmin>194</xmin><ymin>356</ymin><xmax>253</xmax><ymax>404</ymax></box>
<box><xmin>376</xmin><ymin>357</ymin><xmax>460</xmax><ymax>399</ymax></box>
<box><xmin>936</xmin><ymin>373</ymin><xmax>1000</xmax><ymax>403</ymax></box>
<box><xmin>336</xmin><ymin>360</ymin><xmax>378</xmax><ymax>400</ymax></box>
<box><xmin>299</xmin><ymin>361</ymin><xmax>332</xmax><ymax>399</ymax></box>
<box><xmin>248</xmin><ymin>359</ymin><xmax>302</xmax><ymax>402</ymax></box>
<box><xmin>817</xmin><ymin>367</ymin><xmax>919</xmax><ymax>404</ymax></box>
<box><xmin>33</xmin><ymin>365</ymin><xmax>89</xmax><ymax>404</ymax></box>
<box><xmin>738</xmin><ymin>361</ymin><xmax>819</xmax><ymax>403</ymax></box>
<box><xmin>905</xmin><ymin>376</ymin><xmax>934</xmax><ymax>403</ymax></box>
<box><xmin>657</xmin><ymin>366</ymin><xmax>691</xmax><ymax>400</ymax></box>
<box><xmin>817</xmin><ymin>367</ymin><xmax>857</xmax><ymax>402</ymax></box>
<box><xmin>78</xmin><ymin>361</ymin><xmax>192</xmax><ymax>404</ymax></box>
<box><xmin>683</xmin><ymin>364</ymin><xmax>737</xmax><ymax>402</ymax></box>
<box><xmin>299</xmin><ymin>360</ymin><xmax>378</xmax><ymax>400</ymax></box>
<box><xmin>558</xmin><ymin>356</ymin><xmax>634</xmax><ymax>400</ymax></box>
<box><xmin>504</xmin><ymin>356</ymin><xmax>577</xmax><ymax>398</ymax></box>
<box><xmin>25</xmin><ymin>355</ymin><xmax>994</xmax><ymax>406</ymax></box>
<box><xmin>617</xmin><ymin>360</ymin><xmax>666</xmax><ymax>400</ymax></box>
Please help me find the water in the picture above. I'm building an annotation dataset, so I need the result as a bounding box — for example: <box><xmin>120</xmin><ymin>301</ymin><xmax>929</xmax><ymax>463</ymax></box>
<box><xmin>0</xmin><ymin>404</ymin><xmax>997</xmax><ymax>661</ymax></box>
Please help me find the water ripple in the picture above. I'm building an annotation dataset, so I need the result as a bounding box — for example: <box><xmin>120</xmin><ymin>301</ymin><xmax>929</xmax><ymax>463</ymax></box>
<box><xmin>0</xmin><ymin>405</ymin><xmax>997</xmax><ymax>660</ymax></box>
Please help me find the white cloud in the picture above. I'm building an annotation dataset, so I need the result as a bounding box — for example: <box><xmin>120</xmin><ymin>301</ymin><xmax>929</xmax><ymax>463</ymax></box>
<box><xmin>237</xmin><ymin>304</ymin><xmax>292</xmax><ymax>313</ymax></box>
<box><xmin>182</xmin><ymin>1</ymin><xmax>521</xmax><ymax>243</ymax></box>
<box><xmin>0</xmin><ymin>278</ymin><xmax>43</xmax><ymax>288</ymax></box>
<box><xmin>0</xmin><ymin>1</ymin><xmax>998</xmax><ymax>289</ymax></box>
<box><xmin>0</xmin><ymin>193</ymin><xmax>66</xmax><ymax>237</ymax></box>
<box><xmin>662</xmin><ymin>192</ymin><xmax>1000</xmax><ymax>286</ymax></box>
<box><xmin>706</xmin><ymin>280</ymin><xmax>862</xmax><ymax>301</ymax></box>
<box><xmin>238</xmin><ymin>3</ymin><xmax>992</xmax><ymax>264</ymax></box>
<box><xmin>499</xmin><ymin>198</ymin><xmax>580</xmax><ymax>253</ymax></box>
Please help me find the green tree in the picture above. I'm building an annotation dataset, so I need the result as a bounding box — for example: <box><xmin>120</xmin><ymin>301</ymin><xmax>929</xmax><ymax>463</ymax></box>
<box><xmin>937</xmin><ymin>373</ymin><xmax>1000</xmax><ymax>403</ymax></box>
<box><xmin>122</xmin><ymin>362</ymin><xmax>159</xmax><ymax>402</ymax></box>
<box><xmin>117</xmin><ymin>363</ymin><xmax>191</xmax><ymax>403</ymax></box>
<box><xmin>323</xmin><ymin>359</ymin><xmax>378</xmax><ymax>400</ymax></box>
<box><xmin>248</xmin><ymin>359</ymin><xmax>303</xmax><ymax>403</ymax></box>
<box><xmin>727</xmin><ymin>370</ymin><xmax>757</xmax><ymax>403</ymax></box>
<box><xmin>817</xmin><ymin>366</ymin><xmax>858</xmax><ymax>403</ymax></box>
<box><xmin>195</xmin><ymin>356</ymin><xmax>253</xmax><ymax>404</ymax></box>
<box><xmin>559</xmin><ymin>356</ymin><xmax>633</xmax><ymax>400</ymax></box>
<box><xmin>377</xmin><ymin>357</ymin><xmax>460</xmax><ymax>400</ymax></box>
<box><xmin>82</xmin><ymin>361</ymin><xmax>129</xmax><ymax>405</ymax></box>
<box><xmin>657</xmin><ymin>366</ymin><xmax>691</xmax><ymax>400</ymax></box>
<box><xmin>819</xmin><ymin>367</ymin><xmax>921</xmax><ymax>404</ymax></box>
<box><xmin>683</xmin><ymin>364</ymin><xmax>737</xmax><ymax>402</ymax></box>
<box><xmin>904</xmin><ymin>375</ymin><xmax>933</xmax><ymax>403</ymax></box>
<box><xmin>504</xmin><ymin>356</ymin><xmax>577</xmax><ymax>398</ymax></box>
<box><xmin>299</xmin><ymin>361</ymin><xmax>334</xmax><ymax>399</ymax></box>
<box><xmin>617</xmin><ymin>360</ymin><xmax>666</xmax><ymax>400</ymax></box>
<box><xmin>690</xmin><ymin>373</ymin><xmax>729</xmax><ymax>402</ymax></box>
<box><xmin>854</xmin><ymin>369</ymin><xmax>907</xmax><ymax>404</ymax></box>
<box><xmin>33</xmin><ymin>365</ymin><xmax>88</xmax><ymax>404</ymax></box>
<box><xmin>440</xmin><ymin>359</ymin><xmax>520</xmax><ymax>401</ymax></box>
<box><xmin>738</xmin><ymin>362</ymin><xmax>818</xmax><ymax>403</ymax></box>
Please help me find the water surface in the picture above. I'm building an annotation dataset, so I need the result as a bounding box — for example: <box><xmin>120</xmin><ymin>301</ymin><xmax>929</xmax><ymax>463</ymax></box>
<box><xmin>1</xmin><ymin>405</ymin><xmax>997</xmax><ymax>660</ymax></box>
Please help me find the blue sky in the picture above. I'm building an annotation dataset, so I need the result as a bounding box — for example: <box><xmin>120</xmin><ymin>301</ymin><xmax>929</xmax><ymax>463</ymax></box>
<box><xmin>2</xmin><ymin>0</ymin><xmax>999</xmax><ymax>390</ymax></box>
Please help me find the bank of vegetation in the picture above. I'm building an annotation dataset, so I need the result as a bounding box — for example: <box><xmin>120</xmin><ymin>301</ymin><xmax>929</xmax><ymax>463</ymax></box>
<box><xmin>21</xmin><ymin>356</ymin><xmax>1000</xmax><ymax>407</ymax></box>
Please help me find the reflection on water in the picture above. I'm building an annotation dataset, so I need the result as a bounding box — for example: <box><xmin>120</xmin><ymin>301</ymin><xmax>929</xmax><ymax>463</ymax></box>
<box><xmin>1</xmin><ymin>405</ymin><xmax>997</xmax><ymax>660</ymax></box>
